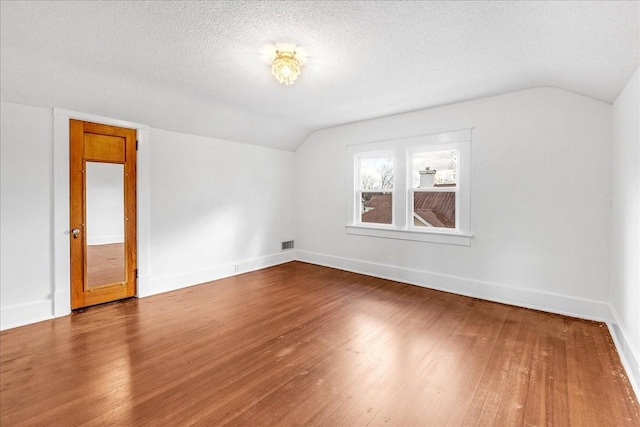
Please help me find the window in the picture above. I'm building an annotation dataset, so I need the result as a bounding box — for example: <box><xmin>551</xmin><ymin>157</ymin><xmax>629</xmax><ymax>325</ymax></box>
<box><xmin>346</xmin><ymin>129</ymin><xmax>472</xmax><ymax>246</ymax></box>
<box><xmin>410</xmin><ymin>147</ymin><xmax>458</xmax><ymax>230</ymax></box>
<box><xmin>357</xmin><ymin>153</ymin><xmax>394</xmax><ymax>225</ymax></box>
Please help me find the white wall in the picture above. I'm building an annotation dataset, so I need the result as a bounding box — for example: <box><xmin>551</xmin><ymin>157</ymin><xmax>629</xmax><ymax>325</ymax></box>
<box><xmin>611</xmin><ymin>66</ymin><xmax>640</xmax><ymax>392</ymax></box>
<box><xmin>0</xmin><ymin>102</ymin><xmax>53</xmax><ymax>325</ymax></box>
<box><xmin>295</xmin><ymin>88</ymin><xmax>613</xmax><ymax>319</ymax></box>
<box><xmin>0</xmin><ymin>101</ymin><xmax>296</xmax><ymax>329</ymax></box>
<box><xmin>147</xmin><ymin>128</ymin><xmax>295</xmax><ymax>294</ymax></box>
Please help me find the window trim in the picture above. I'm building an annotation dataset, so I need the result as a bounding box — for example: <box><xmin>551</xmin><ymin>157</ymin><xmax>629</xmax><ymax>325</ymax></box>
<box><xmin>346</xmin><ymin>129</ymin><xmax>473</xmax><ymax>246</ymax></box>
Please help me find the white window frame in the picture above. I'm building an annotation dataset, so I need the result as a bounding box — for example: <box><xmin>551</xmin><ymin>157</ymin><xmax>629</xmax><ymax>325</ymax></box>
<box><xmin>346</xmin><ymin>129</ymin><xmax>473</xmax><ymax>246</ymax></box>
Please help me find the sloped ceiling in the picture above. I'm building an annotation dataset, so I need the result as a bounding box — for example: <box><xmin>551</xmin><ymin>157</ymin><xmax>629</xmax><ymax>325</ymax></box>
<box><xmin>1</xmin><ymin>1</ymin><xmax>638</xmax><ymax>151</ymax></box>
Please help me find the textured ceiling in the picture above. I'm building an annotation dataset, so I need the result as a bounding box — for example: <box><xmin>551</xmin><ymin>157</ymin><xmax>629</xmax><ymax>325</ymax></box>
<box><xmin>1</xmin><ymin>1</ymin><xmax>639</xmax><ymax>151</ymax></box>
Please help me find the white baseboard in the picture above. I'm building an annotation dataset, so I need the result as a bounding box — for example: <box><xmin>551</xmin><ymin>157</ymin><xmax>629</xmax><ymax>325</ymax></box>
<box><xmin>137</xmin><ymin>274</ymin><xmax>151</xmax><ymax>298</ymax></box>
<box><xmin>608</xmin><ymin>308</ymin><xmax>640</xmax><ymax>400</ymax></box>
<box><xmin>1</xmin><ymin>300</ymin><xmax>53</xmax><ymax>331</ymax></box>
<box><xmin>147</xmin><ymin>251</ymin><xmax>296</xmax><ymax>297</ymax></box>
<box><xmin>53</xmin><ymin>289</ymin><xmax>71</xmax><ymax>317</ymax></box>
<box><xmin>296</xmin><ymin>250</ymin><xmax>612</xmax><ymax>322</ymax></box>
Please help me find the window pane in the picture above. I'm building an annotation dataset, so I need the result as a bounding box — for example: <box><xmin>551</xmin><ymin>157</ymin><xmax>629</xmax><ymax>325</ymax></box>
<box><xmin>359</xmin><ymin>156</ymin><xmax>393</xmax><ymax>190</ymax></box>
<box><xmin>412</xmin><ymin>150</ymin><xmax>458</xmax><ymax>188</ymax></box>
<box><xmin>413</xmin><ymin>191</ymin><xmax>455</xmax><ymax>228</ymax></box>
<box><xmin>361</xmin><ymin>192</ymin><xmax>392</xmax><ymax>224</ymax></box>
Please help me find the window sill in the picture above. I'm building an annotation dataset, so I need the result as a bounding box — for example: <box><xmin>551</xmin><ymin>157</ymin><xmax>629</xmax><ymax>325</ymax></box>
<box><xmin>345</xmin><ymin>225</ymin><xmax>473</xmax><ymax>246</ymax></box>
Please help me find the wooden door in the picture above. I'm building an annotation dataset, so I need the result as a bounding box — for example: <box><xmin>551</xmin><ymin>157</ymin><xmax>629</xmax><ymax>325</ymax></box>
<box><xmin>70</xmin><ymin>120</ymin><xmax>137</xmax><ymax>309</ymax></box>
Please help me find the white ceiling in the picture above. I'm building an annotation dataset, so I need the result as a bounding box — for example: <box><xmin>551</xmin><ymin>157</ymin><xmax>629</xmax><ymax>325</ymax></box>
<box><xmin>1</xmin><ymin>1</ymin><xmax>638</xmax><ymax>151</ymax></box>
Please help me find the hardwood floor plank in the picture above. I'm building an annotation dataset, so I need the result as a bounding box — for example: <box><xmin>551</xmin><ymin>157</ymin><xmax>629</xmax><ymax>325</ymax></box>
<box><xmin>436</xmin><ymin>302</ymin><xmax>511</xmax><ymax>426</ymax></box>
<box><xmin>1</xmin><ymin>262</ymin><xmax>638</xmax><ymax>426</ymax></box>
<box><xmin>365</xmin><ymin>296</ymin><xmax>483</xmax><ymax>426</ymax></box>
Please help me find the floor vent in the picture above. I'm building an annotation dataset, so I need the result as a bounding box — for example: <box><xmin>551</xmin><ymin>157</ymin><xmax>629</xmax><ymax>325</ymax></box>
<box><xmin>281</xmin><ymin>240</ymin><xmax>294</xmax><ymax>251</ymax></box>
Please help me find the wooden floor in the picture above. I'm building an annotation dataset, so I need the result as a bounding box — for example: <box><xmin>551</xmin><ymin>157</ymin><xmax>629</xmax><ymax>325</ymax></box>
<box><xmin>87</xmin><ymin>242</ymin><xmax>124</xmax><ymax>287</ymax></box>
<box><xmin>1</xmin><ymin>262</ymin><xmax>638</xmax><ymax>426</ymax></box>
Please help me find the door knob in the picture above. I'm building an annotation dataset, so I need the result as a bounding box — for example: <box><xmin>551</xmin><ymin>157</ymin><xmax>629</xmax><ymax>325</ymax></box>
<box><xmin>71</xmin><ymin>228</ymin><xmax>80</xmax><ymax>238</ymax></box>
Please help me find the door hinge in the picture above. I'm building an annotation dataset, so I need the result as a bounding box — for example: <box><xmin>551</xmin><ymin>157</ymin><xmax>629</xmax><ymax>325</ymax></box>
<box><xmin>136</xmin><ymin>140</ymin><xmax>139</xmax><ymax>150</ymax></box>
<box><xmin>135</xmin><ymin>269</ymin><xmax>139</xmax><ymax>279</ymax></box>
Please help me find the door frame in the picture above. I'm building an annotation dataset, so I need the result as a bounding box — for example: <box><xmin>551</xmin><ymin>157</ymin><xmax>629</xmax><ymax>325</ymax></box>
<box><xmin>52</xmin><ymin>109</ymin><xmax>150</xmax><ymax>317</ymax></box>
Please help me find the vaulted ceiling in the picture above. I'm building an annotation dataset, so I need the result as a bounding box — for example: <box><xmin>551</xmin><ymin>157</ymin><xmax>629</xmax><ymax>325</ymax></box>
<box><xmin>1</xmin><ymin>1</ymin><xmax>638</xmax><ymax>151</ymax></box>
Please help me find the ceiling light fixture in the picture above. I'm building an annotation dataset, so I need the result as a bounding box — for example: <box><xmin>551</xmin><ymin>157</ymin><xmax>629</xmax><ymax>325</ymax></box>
<box><xmin>271</xmin><ymin>50</ymin><xmax>301</xmax><ymax>85</ymax></box>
